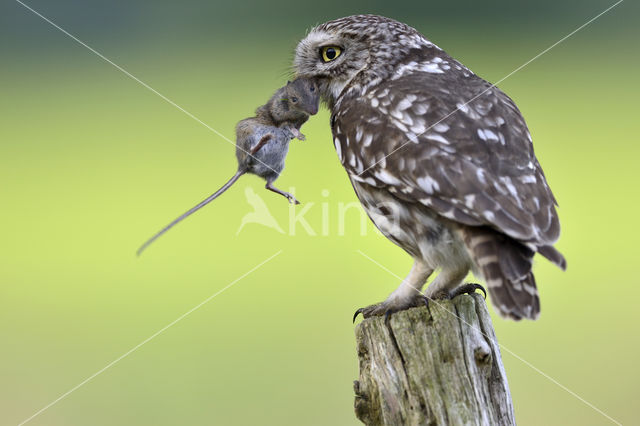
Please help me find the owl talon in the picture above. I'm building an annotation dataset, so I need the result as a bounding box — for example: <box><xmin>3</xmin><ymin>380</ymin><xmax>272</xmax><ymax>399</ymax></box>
<box><xmin>449</xmin><ymin>283</ymin><xmax>487</xmax><ymax>300</ymax></box>
<box><xmin>353</xmin><ymin>296</ymin><xmax>430</xmax><ymax>323</ymax></box>
<box><xmin>353</xmin><ymin>308</ymin><xmax>364</xmax><ymax>323</ymax></box>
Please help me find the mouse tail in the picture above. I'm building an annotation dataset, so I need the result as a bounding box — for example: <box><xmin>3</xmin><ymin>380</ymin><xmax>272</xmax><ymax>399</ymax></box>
<box><xmin>136</xmin><ymin>170</ymin><xmax>244</xmax><ymax>256</ymax></box>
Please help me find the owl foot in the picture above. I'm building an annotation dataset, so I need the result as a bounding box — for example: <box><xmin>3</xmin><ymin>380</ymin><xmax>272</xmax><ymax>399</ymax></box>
<box><xmin>353</xmin><ymin>295</ymin><xmax>429</xmax><ymax>323</ymax></box>
<box><xmin>448</xmin><ymin>283</ymin><xmax>486</xmax><ymax>300</ymax></box>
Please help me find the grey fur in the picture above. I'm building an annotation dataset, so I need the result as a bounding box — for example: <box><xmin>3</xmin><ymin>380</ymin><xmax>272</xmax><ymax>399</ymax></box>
<box><xmin>137</xmin><ymin>77</ymin><xmax>319</xmax><ymax>255</ymax></box>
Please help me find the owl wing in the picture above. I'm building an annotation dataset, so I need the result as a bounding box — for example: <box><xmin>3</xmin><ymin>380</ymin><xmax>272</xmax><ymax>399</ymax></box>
<box><xmin>332</xmin><ymin>71</ymin><xmax>561</xmax><ymax>247</ymax></box>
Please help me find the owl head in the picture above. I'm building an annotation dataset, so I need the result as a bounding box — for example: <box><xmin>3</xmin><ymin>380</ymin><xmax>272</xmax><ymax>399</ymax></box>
<box><xmin>293</xmin><ymin>15</ymin><xmax>432</xmax><ymax>106</ymax></box>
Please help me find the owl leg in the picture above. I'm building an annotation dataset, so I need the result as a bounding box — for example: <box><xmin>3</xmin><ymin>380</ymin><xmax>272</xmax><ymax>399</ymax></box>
<box><xmin>424</xmin><ymin>268</ymin><xmax>486</xmax><ymax>300</ymax></box>
<box><xmin>424</xmin><ymin>268</ymin><xmax>469</xmax><ymax>300</ymax></box>
<box><xmin>265</xmin><ymin>181</ymin><xmax>300</xmax><ymax>205</ymax></box>
<box><xmin>353</xmin><ymin>260</ymin><xmax>433</xmax><ymax>321</ymax></box>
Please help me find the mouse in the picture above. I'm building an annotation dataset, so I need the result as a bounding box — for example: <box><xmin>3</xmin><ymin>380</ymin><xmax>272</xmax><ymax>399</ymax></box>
<box><xmin>136</xmin><ymin>77</ymin><xmax>319</xmax><ymax>256</ymax></box>
<box><xmin>254</xmin><ymin>76</ymin><xmax>319</xmax><ymax>141</ymax></box>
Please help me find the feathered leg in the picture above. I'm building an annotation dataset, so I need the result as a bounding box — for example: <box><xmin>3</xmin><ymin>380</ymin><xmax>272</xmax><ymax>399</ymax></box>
<box><xmin>354</xmin><ymin>260</ymin><xmax>433</xmax><ymax>320</ymax></box>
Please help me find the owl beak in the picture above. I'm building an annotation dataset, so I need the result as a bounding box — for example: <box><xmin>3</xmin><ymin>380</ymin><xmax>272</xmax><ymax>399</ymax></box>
<box><xmin>308</xmin><ymin>104</ymin><xmax>319</xmax><ymax>115</ymax></box>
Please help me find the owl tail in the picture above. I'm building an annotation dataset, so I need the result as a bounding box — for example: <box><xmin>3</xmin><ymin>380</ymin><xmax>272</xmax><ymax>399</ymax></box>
<box><xmin>462</xmin><ymin>226</ymin><xmax>540</xmax><ymax>320</ymax></box>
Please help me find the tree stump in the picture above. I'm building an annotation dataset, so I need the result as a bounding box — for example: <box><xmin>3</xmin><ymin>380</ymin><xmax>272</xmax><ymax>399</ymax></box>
<box><xmin>353</xmin><ymin>293</ymin><xmax>515</xmax><ymax>425</ymax></box>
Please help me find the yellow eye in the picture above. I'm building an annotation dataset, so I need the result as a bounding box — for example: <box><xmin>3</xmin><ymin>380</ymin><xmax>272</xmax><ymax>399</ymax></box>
<box><xmin>321</xmin><ymin>46</ymin><xmax>342</xmax><ymax>62</ymax></box>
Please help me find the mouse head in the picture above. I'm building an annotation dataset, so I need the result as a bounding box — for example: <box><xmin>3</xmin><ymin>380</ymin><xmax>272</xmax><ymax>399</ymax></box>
<box><xmin>283</xmin><ymin>77</ymin><xmax>320</xmax><ymax>115</ymax></box>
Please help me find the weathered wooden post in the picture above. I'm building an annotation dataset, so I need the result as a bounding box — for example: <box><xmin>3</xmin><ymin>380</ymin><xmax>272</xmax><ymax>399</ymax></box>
<box><xmin>353</xmin><ymin>293</ymin><xmax>516</xmax><ymax>425</ymax></box>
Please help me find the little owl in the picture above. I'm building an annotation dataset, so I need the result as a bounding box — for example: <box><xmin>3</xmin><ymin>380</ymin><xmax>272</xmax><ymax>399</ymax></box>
<box><xmin>293</xmin><ymin>15</ymin><xmax>566</xmax><ymax>320</ymax></box>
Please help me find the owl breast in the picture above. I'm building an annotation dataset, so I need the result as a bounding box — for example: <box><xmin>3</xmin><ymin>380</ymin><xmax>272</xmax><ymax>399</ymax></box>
<box><xmin>351</xmin><ymin>178</ymin><xmax>472</xmax><ymax>272</ymax></box>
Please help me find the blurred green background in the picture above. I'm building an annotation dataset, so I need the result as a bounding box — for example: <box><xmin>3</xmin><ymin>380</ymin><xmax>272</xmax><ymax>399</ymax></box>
<box><xmin>1</xmin><ymin>0</ymin><xmax>638</xmax><ymax>425</ymax></box>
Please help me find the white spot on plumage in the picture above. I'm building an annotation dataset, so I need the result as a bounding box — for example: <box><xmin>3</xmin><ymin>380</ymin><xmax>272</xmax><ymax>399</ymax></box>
<box><xmin>498</xmin><ymin>132</ymin><xmax>506</xmax><ymax>145</ymax></box>
<box><xmin>426</xmin><ymin>133</ymin><xmax>449</xmax><ymax>145</ymax></box>
<box><xmin>520</xmin><ymin>175</ymin><xmax>537</xmax><ymax>184</ymax></box>
<box><xmin>478</xmin><ymin>255</ymin><xmax>499</xmax><ymax>267</ymax></box>
<box><xmin>391</xmin><ymin>108</ymin><xmax>403</xmax><ymax>120</ymax></box>
<box><xmin>433</xmin><ymin>123</ymin><xmax>449</xmax><ymax>133</ymax></box>
<box><xmin>371</xmin><ymin>98</ymin><xmax>379</xmax><ymax>108</ymax></box>
<box><xmin>417</xmin><ymin>175</ymin><xmax>440</xmax><ymax>193</ymax></box>
<box><xmin>486</xmin><ymin>279</ymin><xmax>502</xmax><ymax>289</ymax></box>
<box><xmin>406</xmin><ymin>132</ymin><xmax>419</xmax><ymax>143</ymax></box>
<box><xmin>406</xmin><ymin>157</ymin><xmax>417</xmax><ymax>172</ymax></box>
<box><xmin>397</xmin><ymin>98</ymin><xmax>412</xmax><ymax>111</ymax></box>
<box><xmin>501</xmin><ymin>177</ymin><xmax>519</xmax><ymax>199</ymax></box>
<box><xmin>354</xmin><ymin>156</ymin><xmax>363</xmax><ymax>174</ymax></box>
<box><xmin>410</xmin><ymin>122</ymin><xmax>426</xmax><ymax>134</ymax></box>
<box><xmin>456</xmin><ymin>102</ymin><xmax>470</xmax><ymax>114</ymax></box>
<box><xmin>348</xmin><ymin>152</ymin><xmax>357</xmax><ymax>168</ymax></box>
<box><xmin>464</xmin><ymin>194</ymin><xmax>476</xmax><ymax>208</ymax></box>
<box><xmin>421</xmin><ymin>63</ymin><xmax>444</xmax><ymax>74</ymax></box>
<box><xmin>333</xmin><ymin>137</ymin><xmax>342</xmax><ymax>161</ymax></box>
<box><xmin>476</xmin><ymin>169</ymin><xmax>487</xmax><ymax>184</ymax></box>
<box><xmin>523</xmin><ymin>282</ymin><xmax>537</xmax><ymax>295</ymax></box>
<box><xmin>484</xmin><ymin>117</ymin><xmax>497</xmax><ymax>127</ymax></box>
<box><xmin>484</xmin><ymin>210</ymin><xmax>495</xmax><ymax>221</ymax></box>
<box><xmin>483</xmin><ymin>129</ymin><xmax>499</xmax><ymax>141</ymax></box>
<box><xmin>362</xmin><ymin>133</ymin><xmax>373</xmax><ymax>147</ymax></box>
<box><xmin>413</xmin><ymin>104</ymin><xmax>428</xmax><ymax>115</ymax></box>
<box><xmin>363</xmin><ymin>176</ymin><xmax>377</xmax><ymax>186</ymax></box>
<box><xmin>393</xmin><ymin>120</ymin><xmax>408</xmax><ymax>133</ymax></box>
<box><xmin>356</xmin><ymin>126</ymin><xmax>363</xmax><ymax>142</ymax></box>
<box><xmin>402</xmin><ymin>114</ymin><xmax>414</xmax><ymax>127</ymax></box>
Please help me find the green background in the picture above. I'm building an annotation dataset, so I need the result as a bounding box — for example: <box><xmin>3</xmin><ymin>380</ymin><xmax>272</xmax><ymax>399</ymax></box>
<box><xmin>1</xmin><ymin>0</ymin><xmax>638</xmax><ymax>425</ymax></box>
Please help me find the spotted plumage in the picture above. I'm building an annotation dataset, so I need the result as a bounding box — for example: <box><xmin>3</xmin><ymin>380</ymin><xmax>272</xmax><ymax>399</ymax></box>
<box><xmin>294</xmin><ymin>15</ymin><xmax>565</xmax><ymax>320</ymax></box>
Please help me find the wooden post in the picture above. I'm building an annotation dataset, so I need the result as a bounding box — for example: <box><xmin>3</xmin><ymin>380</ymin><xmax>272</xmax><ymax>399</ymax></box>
<box><xmin>353</xmin><ymin>293</ymin><xmax>516</xmax><ymax>425</ymax></box>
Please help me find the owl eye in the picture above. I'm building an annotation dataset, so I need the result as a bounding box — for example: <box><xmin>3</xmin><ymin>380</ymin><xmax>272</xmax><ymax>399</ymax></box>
<box><xmin>320</xmin><ymin>46</ymin><xmax>342</xmax><ymax>62</ymax></box>
<box><xmin>291</xmin><ymin>97</ymin><xmax>299</xmax><ymax>103</ymax></box>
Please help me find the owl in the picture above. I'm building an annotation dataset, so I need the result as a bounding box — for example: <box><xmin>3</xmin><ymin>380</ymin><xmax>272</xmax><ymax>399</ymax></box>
<box><xmin>293</xmin><ymin>15</ymin><xmax>566</xmax><ymax>320</ymax></box>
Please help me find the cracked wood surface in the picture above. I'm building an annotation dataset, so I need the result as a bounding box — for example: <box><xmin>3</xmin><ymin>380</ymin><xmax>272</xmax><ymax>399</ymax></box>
<box><xmin>353</xmin><ymin>293</ymin><xmax>515</xmax><ymax>425</ymax></box>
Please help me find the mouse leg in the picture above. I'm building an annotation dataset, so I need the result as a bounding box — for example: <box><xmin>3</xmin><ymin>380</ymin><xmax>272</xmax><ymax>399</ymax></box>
<box><xmin>265</xmin><ymin>181</ymin><xmax>300</xmax><ymax>204</ymax></box>
<box><xmin>250</xmin><ymin>134</ymin><xmax>273</xmax><ymax>155</ymax></box>
<box><xmin>285</xmin><ymin>126</ymin><xmax>306</xmax><ymax>141</ymax></box>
